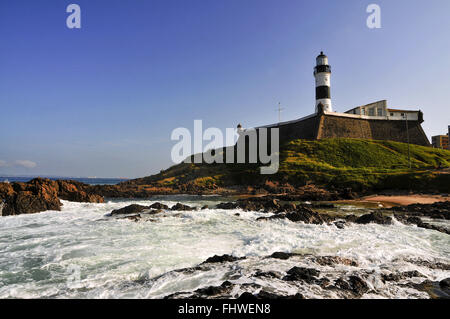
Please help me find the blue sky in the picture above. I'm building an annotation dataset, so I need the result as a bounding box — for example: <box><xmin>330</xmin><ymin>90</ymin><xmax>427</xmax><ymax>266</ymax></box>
<box><xmin>1</xmin><ymin>0</ymin><xmax>449</xmax><ymax>178</ymax></box>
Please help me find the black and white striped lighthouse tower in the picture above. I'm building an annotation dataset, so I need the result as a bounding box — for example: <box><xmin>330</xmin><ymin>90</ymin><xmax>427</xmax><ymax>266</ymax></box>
<box><xmin>314</xmin><ymin>51</ymin><xmax>332</xmax><ymax>113</ymax></box>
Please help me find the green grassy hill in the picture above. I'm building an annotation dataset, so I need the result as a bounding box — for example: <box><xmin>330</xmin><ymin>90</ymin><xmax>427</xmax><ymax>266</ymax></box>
<box><xmin>129</xmin><ymin>139</ymin><xmax>450</xmax><ymax>192</ymax></box>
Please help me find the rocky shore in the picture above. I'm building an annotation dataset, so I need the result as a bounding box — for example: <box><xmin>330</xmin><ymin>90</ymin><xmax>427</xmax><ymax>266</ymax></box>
<box><xmin>0</xmin><ymin>181</ymin><xmax>448</xmax><ymax>299</ymax></box>
<box><xmin>0</xmin><ymin>178</ymin><xmax>103</xmax><ymax>216</ymax></box>
<box><xmin>0</xmin><ymin>179</ymin><xmax>356</xmax><ymax>216</ymax></box>
<box><xmin>103</xmin><ymin>196</ymin><xmax>449</xmax><ymax>235</ymax></box>
<box><xmin>1</xmin><ymin>178</ymin><xmax>449</xmax><ymax>226</ymax></box>
<box><xmin>139</xmin><ymin>253</ymin><xmax>450</xmax><ymax>299</ymax></box>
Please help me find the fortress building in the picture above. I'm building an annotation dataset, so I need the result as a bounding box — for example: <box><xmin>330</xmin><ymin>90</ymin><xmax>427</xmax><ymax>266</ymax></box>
<box><xmin>240</xmin><ymin>52</ymin><xmax>430</xmax><ymax>147</ymax></box>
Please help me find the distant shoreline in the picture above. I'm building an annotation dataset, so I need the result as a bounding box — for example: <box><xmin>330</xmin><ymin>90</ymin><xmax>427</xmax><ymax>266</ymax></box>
<box><xmin>0</xmin><ymin>176</ymin><xmax>128</xmax><ymax>185</ymax></box>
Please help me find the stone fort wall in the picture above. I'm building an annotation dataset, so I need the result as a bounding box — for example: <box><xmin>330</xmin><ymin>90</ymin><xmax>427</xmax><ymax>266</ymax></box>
<box><xmin>257</xmin><ymin>113</ymin><xmax>430</xmax><ymax>146</ymax></box>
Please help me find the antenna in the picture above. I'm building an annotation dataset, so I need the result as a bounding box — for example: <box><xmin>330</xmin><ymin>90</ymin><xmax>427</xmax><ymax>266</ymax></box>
<box><xmin>276</xmin><ymin>102</ymin><xmax>285</xmax><ymax>124</ymax></box>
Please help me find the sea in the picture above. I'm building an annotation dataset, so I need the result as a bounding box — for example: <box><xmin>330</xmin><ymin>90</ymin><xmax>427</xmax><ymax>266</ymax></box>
<box><xmin>0</xmin><ymin>195</ymin><xmax>449</xmax><ymax>299</ymax></box>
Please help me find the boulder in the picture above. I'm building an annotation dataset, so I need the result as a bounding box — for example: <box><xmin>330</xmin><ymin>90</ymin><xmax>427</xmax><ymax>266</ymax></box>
<box><xmin>390</xmin><ymin>201</ymin><xmax>450</xmax><ymax>220</ymax></box>
<box><xmin>280</xmin><ymin>203</ymin><xmax>297</xmax><ymax>212</ymax></box>
<box><xmin>334</xmin><ymin>275</ymin><xmax>369</xmax><ymax>297</ymax></box>
<box><xmin>334</xmin><ymin>221</ymin><xmax>347</xmax><ymax>229</ymax></box>
<box><xmin>355</xmin><ymin>212</ymin><xmax>392</xmax><ymax>225</ymax></box>
<box><xmin>382</xmin><ymin>270</ymin><xmax>424</xmax><ymax>282</ymax></box>
<box><xmin>56</xmin><ymin>180</ymin><xmax>104</xmax><ymax>203</ymax></box>
<box><xmin>194</xmin><ymin>281</ymin><xmax>234</xmax><ymax>297</ymax></box>
<box><xmin>110</xmin><ymin>204</ymin><xmax>150</xmax><ymax>216</ymax></box>
<box><xmin>216</xmin><ymin>202</ymin><xmax>239</xmax><ymax>210</ymax></box>
<box><xmin>258</xmin><ymin>206</ymin><xmax>331</xmax><ymax>224</ymax></box>
<box><xmin>171</xmin><ymin>203</ymin><xmax>195</xmax><ymax>211</ymax></box>
<box><xmin>239</xmin><ymin>290</ymin><xmax>304</xmax><ymax>299</ymax></box>
<box><xmin>269</xmin><ymin>252</ymin><xmax>301</xmax><ymax>260</ymax></box>
<box><xmin>0</xmin><ymin>178</ymin><xmax>106</xmax><ymax>216</ymax></box>
<box><xmin>440</xmin><ymin>278</ymin><xmax>450</xmax><ymax>290</ymax></box>
<box><xmin>283</xmin><ymin>266</ymin><xmax>320</xmax><ymax>283</ymax></box>
<box><xmin>201</xmin><ymin>254</ymin><xmax>245</xmax><ymax>264</ymax></box>
<box><xmin>0</xmin><ymin>178</ymin><xmax>61</xmax><ymax>216</ymax></box>
<box><xmin>394</xmin><ymin>214</ymin><xmax>450</xmax><ymax>235</ymax></box>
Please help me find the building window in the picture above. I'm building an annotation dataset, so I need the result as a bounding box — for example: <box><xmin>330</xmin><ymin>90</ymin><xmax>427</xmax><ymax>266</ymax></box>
<box><xmin>401</xmin><ymin>113</ymin><xmax>405</xmax><ymax>117</ymax></box>
<box><xmin>361</xmin><ymin>109</ymin><xmax>365</xmax><ymax>115</ymax></box>
<box><xmin>369</xmin><ymin>108</ymin><xmax>375</xmax><ymax>116</ymax></box>
<box><xmin>377</xmin><ymin>108</ymin><xmax>383</xmax><ymax>116</ymax></box>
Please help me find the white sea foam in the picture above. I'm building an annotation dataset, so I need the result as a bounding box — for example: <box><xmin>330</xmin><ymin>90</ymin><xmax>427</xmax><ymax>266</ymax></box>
<box><xmin>0</xmin><ymin>199</ymin><xmax>448</xmax><ymax>298</ymax></box>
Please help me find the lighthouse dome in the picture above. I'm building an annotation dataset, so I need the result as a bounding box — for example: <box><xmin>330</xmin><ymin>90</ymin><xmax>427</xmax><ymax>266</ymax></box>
<box><xmin>316</xmin><ymin>51</ymin><xmax>328</xmax><ymax>66</ymax></box>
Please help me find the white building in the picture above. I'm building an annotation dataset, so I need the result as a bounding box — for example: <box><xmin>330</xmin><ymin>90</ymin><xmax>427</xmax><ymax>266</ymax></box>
<box><xmin>344</xmin><ymin>100</ymin><xmax>420</xmax><ymax>121</ymax></box>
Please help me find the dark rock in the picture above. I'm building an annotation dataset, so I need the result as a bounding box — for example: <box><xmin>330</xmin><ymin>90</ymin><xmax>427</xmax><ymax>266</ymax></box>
<box><xmin>163</xmin><ymin>281</ymin><xmax>234</xmax><ymax>299</ymax></box>
<box><xmin>408</xmin><ymin>279</ymin><xmax>450</xmax><ymax>299</ymax></box>
<box><xmin>355</xmin><ymin>212</ymin><xmax>392</xmax><ymax>225</ymax></box>
<box><xmin>254</xmin><ymin>271</ymin><xmax>282</xmax><ymax>279</ymax></box>
<box><xmin>405</xmin><ymin>259</ymin><xmax>450</xmax><ymax>271</ymax></box>
<box><xmin>1</xmin><ymin>178</ymin><xmax>107</xmax><ymax>216</ymax></box>
<box><xmin>382</xmin><ymin>270</ymin><xmax>424</xmax><ymax>282</ymax></box>
<box><xmin>216</xmin><ymin>202</ymin><xmax>239</xmax><ymax>210</ymax></box>
<box><xmin>285</xmin><ymin>207</ymin><xmax>332</xmax><ymax>224</ymax></box>
<box><xmin>341</xmin><ymin>188</ymin><xmax>357</xmax><ymax>200</ymax></box>
<box><xmin>201</xmin><ymin>254</ymin><xmax>245</xmax><ymax>264</ymax></box>
<box><xmin>195</xmin><ymin>281</ymin><xmax>234</xmax><ymax>297</ymax></box>
<box><xmin>0</xmin><ymin>178</ymin><xmax>61</xmax><ymax>216</ymax></box>
<box><xmin>149</xmin><ymin>202</ymin><xmax>169</xmax><ymax>210</ymax></box>
<box><xmin>395</xmin><ymin>214</ymin><xmax>450</xmax><ymax>235</ymax></box>
<box><xmin>345</xmin><ymin>214</ymin><xmax>358</xmax><ymax>223</ymax></box>
<box><xmin>276</xmin><ymin>184</ymin><xmax>342</xmax><ymax>201</ymax></box>
<box><xmin>258</xmin><ymin>206</ymin><xmax>331</xmax><ymax>224</ymax></box>
<box><xmin>335</xmin><ymin>275</ymin><xmax>369</xmax><ymax>297</ymax></box>
<box><xmin>279</xmin><ymin>203</ymin><xmax>297</xmax><ymax>212</ymax></box>
<box><xmin>217</xmin><ymin>197</ymin><xmax>282</xmax><ymax>212</ymax></box>
<box><xmin>315</xmin><ymin>256</ymin><xmax>358</xmax><ymax>267</ymax></box>
<box><xmin>110</xmin><ymin>204</ymin><xmax>150</xmax><ymax>216</ymax></box>
<box><xmin>263</xmin><ymin>199</ymin><xmax>280</xmax><ymax>211</ymax></box>
<box><xmin>171</xmin><ymin>203</ymin><xmax>194</xmax><ymax>211</ymax></box>
<box><xmin>145</xmin><ymin>209</ymin><xmax>163</xmax><ymax>215</ymax></box>
<box><xmin>316</xmin><ymin>277</ymin><xmax>332</xmax><ymax>288</ymax></box>
<box><xmin>390</xmin><ymin>201</ymin><xmax>450</xmax><ymax>220</ymax></box>
<box><xmin>172</xmin><ymin>265</ymin><xmax>210</xmax><ymax>274</ymax></box>
<box><xmin>269</xmin><ymin>252</ymin><xmax>300</xmax><ymax>260</ymax></box>
<box><xmin>403</xmin><ymin>270</ymin><xmax>425</xmax><ymax>278</ymax></box>
<box><xmin>254</xmin><ymin>290</ymin><xmax>305</xmax><ymax>299</ymax></box>
<box><xmin>237</xmin><ymin>200</ymin><xmax>266</xmax><ymax>212</ymax></box>
<box><xmin>440</xmin><ymin>278</ymin><xmax>450</xmax><ymax>290</ymax></box>
<box><xmin>283</xmin><ymin>267</ymin><xmax>320</xmax><ymax>283</ymax></box>
<box><xmin>56</xmin><ymin>180</ymin><xmax>104</xmax><ymax>203</ymax></box>
<box><xmin>334</xmin><ymin>278</ymin><xmax>351</xmax><ymax>291</ymax></box>
<box><xmin>201</xmin><ymin>205</ymin><xmax>209</xmax><ymax>210</ymax></box>
<box><xmin>334</xmin><ymin>221</ymin><xmax>347</xmax><ymax>229</ymax></box>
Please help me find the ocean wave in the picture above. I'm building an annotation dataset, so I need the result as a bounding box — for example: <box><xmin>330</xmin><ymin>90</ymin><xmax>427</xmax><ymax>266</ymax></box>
<box><xmin>0</xmin><ymin>199</ymin><xmax>448</xmax><ymax>298</ymax></box>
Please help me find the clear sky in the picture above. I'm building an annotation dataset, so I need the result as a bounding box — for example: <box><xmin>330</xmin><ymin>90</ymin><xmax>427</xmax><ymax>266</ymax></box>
<box><xmin>1</xmin><ymin>0</ymin><xmax>449</xmax><ymax>178</ymax></box>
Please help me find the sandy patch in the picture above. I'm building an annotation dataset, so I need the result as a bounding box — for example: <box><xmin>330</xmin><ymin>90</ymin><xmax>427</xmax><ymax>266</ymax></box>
<box><xmin>361</xmin><ymin>195</ymin><xmax>450</xmax><ymax>207</ymax></box>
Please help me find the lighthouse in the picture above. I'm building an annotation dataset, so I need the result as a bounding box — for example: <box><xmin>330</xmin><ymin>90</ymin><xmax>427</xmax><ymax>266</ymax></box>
<box><xmin>314</xmin><ymin>51</ymin><xmax>332</xmax><ymax>113</ymax></box>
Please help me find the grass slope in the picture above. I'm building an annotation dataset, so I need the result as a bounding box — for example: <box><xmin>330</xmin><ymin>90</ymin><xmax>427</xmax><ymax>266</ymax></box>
<box><xmin>131</xmin><ymin>139</ymin><xmax>450</xmax><ymax>192</ymax></box>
